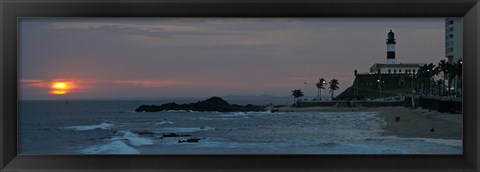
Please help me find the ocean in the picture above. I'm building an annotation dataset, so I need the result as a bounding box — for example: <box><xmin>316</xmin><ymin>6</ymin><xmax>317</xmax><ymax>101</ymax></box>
<box><xmin>18</xmin><ymin>100</ymin><xmax>462</xmax><ymax>154</ymax></box>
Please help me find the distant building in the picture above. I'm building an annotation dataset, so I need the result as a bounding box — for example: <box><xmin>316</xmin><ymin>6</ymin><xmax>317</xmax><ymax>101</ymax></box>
<box><xmin>338</xmin><ymin>30</ymin><xmax>425</xmax><ymax>99</ymax></box>
<box><xmin>445</xmin><ymin>17</ymin><xmax>463</xmax><ymax>64</ymax></box>
<box><xmin>386</xmin><ymin>29</ymin><xmax>396</xmax><ymax>64</ymax></box>
<box><xmin>445</xmin><ymin>17</ymin><xmax>463</xmax><ymax>97</ymax></box>
<box><xmin>369</xmin><ymin>63</ymin><xmax>422</xmax><ymax>75</ymax></box>
<box><xmin>368</xmin><ymin>30</ymin><xmax>423</xmax><ymax>75</ymax></box>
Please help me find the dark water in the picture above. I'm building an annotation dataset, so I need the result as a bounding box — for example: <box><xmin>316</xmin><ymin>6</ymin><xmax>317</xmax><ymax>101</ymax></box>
<box><xmin>18</xmin><ymin>100</ymin><xmax>462</xmax><ymax>155</ymax></box>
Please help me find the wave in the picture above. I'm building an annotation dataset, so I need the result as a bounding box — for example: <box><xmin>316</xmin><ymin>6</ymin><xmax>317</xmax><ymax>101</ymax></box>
<box><xmin>199</xmin><ymin>117</ymin><xmax>239</xmax><ymax>120</ymax></box>
<box><xmin>163</xmin><ymin>110</ymin><xmax>195</xmax><ymax>113</ymax></box>
<box><xmin>156</xmin><ymin>120</ymin><xmax>175</xmax><ymax>125</ymax></box>
<box><xmin>248</xmin><ymin>110</ymin><xmax>279</xmax><ymax>115</ymax></box>
<box><xmin>329</xmin><ymin>143</ymin><xmax>408</xmax><ymax>154</ymax></box>
<box><xmin>160</xmin><ymin>110</ymin><xmax>277</xmax><ymax>115</ymax></box>
<box><xmin>64</xmin><ymin>121</ymin><xmax>114</xmax><ymax>131</ymax></box>
<box><xmin>158</xmin><ymin>127</ymin><xmax>215</xmax><ymax>133</ymax></box>
<box><xmin>192</xmin><ymin>140</ymin><xmax>322</xmax><ymax>148</ymax></box>
<box><xmin>201</xmin><ymin>111</ymin><xmax>278</xmax><ymax>120</ymax></box>
<box><xmin>110</xmin><ymin>131</ymin><xmax>154</xmax><ymax>146</ymax></box>
<box><xmin>79</xmin><ymin>130</ymin><xmax>154</xmax><ymax>154</ymax></box>
<box><xmin>219</xmin><ymin>112</ymin><xmax>248</xmax><ymax>117</ymax></box>
<box><xmin>79</xmin><ymin>140</ymin><xmax>140</xmax><ymax>154</ymax></box>
<box><xmin>190</xmin><ymin>140</ymin><xmax>407</xmax><ymax>154</ymax></box>
<box><xmin>361</xmin><ymin>136</ymin><xmax>462</xmax><ymax>154</ymax></box>
<box><xmin>421</xmin><ymin>138</ymin><xmax>462</xmax><ymax>147</ymax></box>
<box><xmin>219</xmin><ymin>110</ymin><xmax>279</xmax><ymax>117</ymax></box>
<box><xmin>380</xmin><ymin>136</ymin><xmax>463</xmax><ymax>147</ymax></box>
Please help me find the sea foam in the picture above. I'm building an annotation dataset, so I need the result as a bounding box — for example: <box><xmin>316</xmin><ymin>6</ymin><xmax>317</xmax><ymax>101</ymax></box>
<box><xmin>158</xmin><ymin>127</ymin><xmax>215</xmax><ymax>133</ymax></box>
<box><xmin>218</xmin><ymin>110</ymin><xmax>279</xmax><ymax>118</ymax></box>
<box><xmin>79</xmin><ymin>140</ymin><xmax>140</xmax><ymax>154</ymax></box>
<box><xmin>64</xmin><ymin>121</ymin><xmax>114</xmax><ymax>131</ymax></box>
<box><xmin>111</xmin><ymin>131</ymin><xmax>154</xmax><ymax>146</ymax></box>
<box><xmin>156</xmin><ymin>121</ymin><xmax>175</xmax><ymax>125</ymax></box>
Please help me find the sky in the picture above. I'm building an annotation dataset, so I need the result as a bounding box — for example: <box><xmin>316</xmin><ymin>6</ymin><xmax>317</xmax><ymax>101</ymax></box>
<box><xmin>18</xmin><ymin>18</ymin><xmax>446</xmax><ymax>100</ymax></box>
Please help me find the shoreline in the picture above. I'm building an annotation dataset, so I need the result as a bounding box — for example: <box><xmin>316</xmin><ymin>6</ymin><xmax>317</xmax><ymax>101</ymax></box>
<box><xmin>271</xmin><ymin>106</ymin><xmax>462</xmax><ymax>140</ymax></box>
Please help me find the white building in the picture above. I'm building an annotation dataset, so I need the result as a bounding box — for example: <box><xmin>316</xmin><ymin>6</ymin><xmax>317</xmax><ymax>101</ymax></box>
<box><xmin>445</xmin><ymin>17</ymin><xmax>463</xmax><ymax>97</ymax></box>
<box><xmin>445</xmin><ymin>17</ymin><xmax>463</xmax><ymax>64</ymax></box>
<box><xmin>370</xmin><ymin>63</ymin><xmax>422</xmax><ymax>75</ymax></box>
<box><xmin>368</xmin><ymin>30</ymin><xmax>422</xmax><ymax>75</ymax></box>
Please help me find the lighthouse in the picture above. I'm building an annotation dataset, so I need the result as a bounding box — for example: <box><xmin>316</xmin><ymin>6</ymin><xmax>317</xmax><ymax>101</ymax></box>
<box><xmin>386</xmin><ymin>29</ymin><xmax>396</xmax><ymax>64</ymax></box>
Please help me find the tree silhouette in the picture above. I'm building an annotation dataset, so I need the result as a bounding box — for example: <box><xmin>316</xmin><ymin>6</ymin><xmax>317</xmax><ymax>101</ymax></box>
<box><xmin>291</xmin><ymin>89</ymin><xmax>304</xmax><ymax>104</ymax></box>
<box><xmin>328</xmin><ymin>79</ymin><xmax>339</xmax><ymax>100</ymax></box>
<box><xmin>438</xmin><ymin>60</ymin><xmax>448</xmax><ymax>95</ymax></box>
<box><xmin>446</xmin><ymin>62</ymin><xmax>456</xmax><ymax>95</ymax></box>
<box><xmin>426</xmin><ymin>63</ymin><xmax>437</xmax><ymax>94</ymax></box>
<box><xmin>315</xmin><ymin>78</ymin><xmax>327</xmax><ymax>100</ymax></box>
<box><xmin>417</xmin><ymin>63</ymin><xmax>437</xmax><ymax>94</ymax></box>
<box><xmin>418</xmin><ymin>64</ymin><xmax>428</xmax><ymax>94</ymax></box>
<box><xmin>436</xmin><ymin>79</ymin><xmax>443</xmax><ymax>95</ymax></box>
<box><xmin>454</xmin><ymin>60</ymin><xmax>462</xmax><ymax>97</ymax></box>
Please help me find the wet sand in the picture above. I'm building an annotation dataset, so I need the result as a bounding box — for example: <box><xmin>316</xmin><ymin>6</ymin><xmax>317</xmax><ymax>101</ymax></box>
<box><xmin>272</xmin><ymin>106</ymin><xmax>462</xmax><ymax>139</ymax></box>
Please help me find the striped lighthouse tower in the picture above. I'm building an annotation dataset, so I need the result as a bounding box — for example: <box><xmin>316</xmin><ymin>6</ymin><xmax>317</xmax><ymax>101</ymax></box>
<box><xmin>386</xmin><ymin>29</ymin><xmax>396</xmax><ymax>64</ymax></box>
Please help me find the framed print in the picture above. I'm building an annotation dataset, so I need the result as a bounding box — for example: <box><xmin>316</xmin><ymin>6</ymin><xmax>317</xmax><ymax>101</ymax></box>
<box><xmin>1</xmin><ymin>0</ymin><xmax>479</xmax><ymax>171</ymax></box>
<box><xmin>16</xmin><ymin>17</ymin><xmax>463</xmax><ymax>155</ymax></box>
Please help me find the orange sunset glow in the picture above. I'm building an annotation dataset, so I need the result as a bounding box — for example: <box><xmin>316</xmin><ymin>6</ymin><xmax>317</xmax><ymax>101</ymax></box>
<box><xmin>51</xmin><ymin>90</ymin><xmax>67</xmax><ymax>95</ymax></box>
<box><xmin>50</xmin><ymin>82</ymin><xmax>71</xmax><ymax>95</ymax></box>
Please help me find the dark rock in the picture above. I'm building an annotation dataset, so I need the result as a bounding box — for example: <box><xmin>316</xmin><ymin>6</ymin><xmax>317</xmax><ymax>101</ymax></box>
<box><xmin>133</xmin><ymin>130</ymin><xmax>156</xmax><ymax>136</ymax></box>
<box><xmin>178</xmin><ymin>138</ymin><xmax>202</xmax><ymax>143</ymax></box>
<box><xmin>163</xmin><ymin>133</ymin><xmax>192</xmax><ymax>137</ymax></box>
<box><xmin>135</xmin><ymin>96</ymin><xmax>266</xmax><ymax>112</ymax></box>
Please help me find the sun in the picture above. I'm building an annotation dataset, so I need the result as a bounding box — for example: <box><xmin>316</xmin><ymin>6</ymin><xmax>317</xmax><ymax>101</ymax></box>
<box><xmin>52</xmin><ymin>82</ymin><xmax>67</xmax><ymax>90</ymax></box>
<box><xmin>50</xmin><ymin>82</ymin><xmax>69</xmax><ymax>95</ymax></box>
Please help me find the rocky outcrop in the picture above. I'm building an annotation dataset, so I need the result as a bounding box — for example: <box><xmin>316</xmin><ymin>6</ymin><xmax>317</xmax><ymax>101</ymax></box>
<box><xmin>135</xmin><ymin>96</ymin><xmax>266</xmax><ymax>112</ymax></box>
<box><xmin>178</xmin><ymin>138</ymin><xmax>202</xmax><ymax>143</ymax></box>
<box><xmin>163</xmin><ymin>133</ymin><xmax>192</xmax><ymax>137</ymax></box>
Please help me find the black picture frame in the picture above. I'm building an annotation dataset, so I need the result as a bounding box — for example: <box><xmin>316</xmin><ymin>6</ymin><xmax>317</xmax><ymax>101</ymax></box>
<box><xmin>1</xmin><ymin>0</ymin><xmax>479</xmax><ymax>171</ymax></box>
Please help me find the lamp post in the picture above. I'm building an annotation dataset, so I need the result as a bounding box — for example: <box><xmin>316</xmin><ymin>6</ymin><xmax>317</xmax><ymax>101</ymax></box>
<box><xmin>377</xmin><ymin>79</ymin><xmax>384</xmax><ymax>99</ymax></box>
<box><xmin>377</xmin><ymin>79</ymin><xmax>381</xmax><ymax>98</ymax></box>
<box><xmin>321</xmin><ymin>80</ymin><xmax>326</xmax><ymax>100</ymax></box>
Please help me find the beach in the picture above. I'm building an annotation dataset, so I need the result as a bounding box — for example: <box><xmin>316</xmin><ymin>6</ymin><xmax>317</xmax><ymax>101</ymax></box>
<box><xmin>272</xmin><ymin>106</ymin><xmax>462</xmax><ymax>140</ymax></box>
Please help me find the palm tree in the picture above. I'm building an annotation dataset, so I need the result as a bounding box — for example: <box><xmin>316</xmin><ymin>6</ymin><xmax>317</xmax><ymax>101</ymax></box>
<box><xmin>328</xmin><ymin>79</ymin><xmax>339</xmax><ymax>100</ymax></box>
<box><xmin>315</xmin><ymin>78</ymin><xmax>327</xmax><ymax>100</ymax></box>
<box><xmin>291</xmin><ymin>89</ymin><xmax>304</xmax><ymax>104</ymax></box>
<box><xmin>454</xmin><ymin>60</ymin><xmax>463</xmax><ymax>97</ymax></box>
<box><xmin>432</xmin><ymin>64</ymin><xmax>441</xmax><ymax>94</ymax></box>
<box><xmin>426</xmin><ymin>63</ymin><xmax>437</xmax><ymax>94</ymax></box>
<box><xmin>438</xmin><ymin>60</ymin><xmax>449</xmax><ymax>95</ymax></box>
<box><xmin>418</xmin><ymin>64</ymin><xmax>429</xmax><ymax>94</ymax></box>
<box><xmin>446</xmin><ymin>62</ymin><xmax>456</xmax><ymax>96</ymax></box>
<box><xmin>436</xmin><ymin>79</ymin><xmax>443</xmax><ymax>95</ymax></box>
